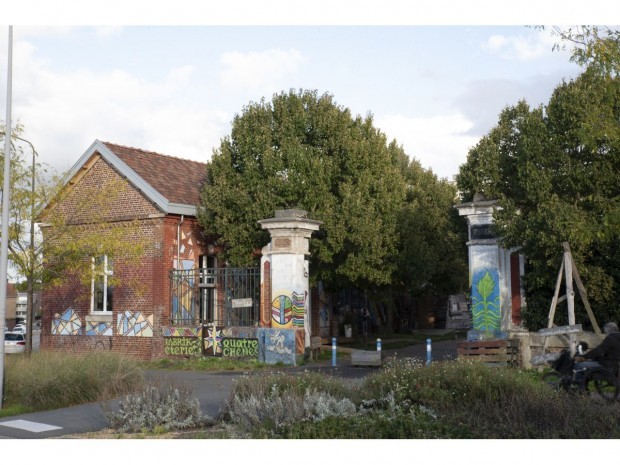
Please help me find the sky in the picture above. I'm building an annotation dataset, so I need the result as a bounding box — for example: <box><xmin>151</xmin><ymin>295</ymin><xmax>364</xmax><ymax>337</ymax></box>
<box><xmin>0</xmin><ymin>1</ymin><xmax>615</xmax><ymax>183</ymax></box>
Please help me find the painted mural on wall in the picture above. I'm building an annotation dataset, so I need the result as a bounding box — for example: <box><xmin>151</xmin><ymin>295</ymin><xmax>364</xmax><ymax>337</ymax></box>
<box><xmin>52</xmin><ymin>308</ymin><xmax>83</xmax><ymax>335</ymax></box>
<box><xmin>172</xmin><ymin>259</ymin><xmax>197</xmax><ymax>323</ymax></box>
<box><xmin>471</xmin><ymin>269</ymin><xmax>501</xmax><ymax>333</ymax></box>
<box><xmin>85</xmin><ymin>321</ymin><xmax>113</xmax><ymax>336</ymax></box>
<box><xmin>117</xmin><ymin>310</ymin><xmax>154</xmax><ymax>337</ymax></box>
<box><xmin>204</xmin><ymin>326</ymin><xmax>224</xmax><ymax>355</ymax></box>
<box><xmin>162</xmin><ymin>326</ymin><xmax>201</xmax><ymax>337</ymax></box>
<box><xmin>271</xmin><ymin>290</ymin><xmax>305</xmax><ymax>329</ymax></box>
<box><xmin>221</xmin><ymin>338</ymin><xmax>259</xmax><ymax>358</ymax></box>
<box><xmin>164</xmin><ymin>337</ymin><xmax>202</xmax><ymax>356</ymax></box>
<box><xmin>263</xmin><ymin>328</ymin><xmax>297</xmax><ymax>365</ymax></box>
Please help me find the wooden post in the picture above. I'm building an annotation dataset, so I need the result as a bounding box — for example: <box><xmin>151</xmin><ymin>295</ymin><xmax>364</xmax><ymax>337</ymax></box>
<box><xmin>562</xmin><ymin>243</ymin><xmax>601</xmax><ymax>336</ymax></box>
<box><xmin>563</xmin><ymin>248</ymin><xmax>576</xmax><ymax>355</ymax></box>
<box><xmin>546</xmin><ymin>259</ymin><xmax>564</xmax><ymax>329</ymax></box>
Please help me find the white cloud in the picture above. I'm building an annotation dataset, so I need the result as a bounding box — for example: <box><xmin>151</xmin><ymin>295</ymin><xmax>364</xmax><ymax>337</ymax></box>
<box><xmin>219</xmin><ymin>48</ymin><xmax>307</xmax><ymax>93</ymax></box>
<box><xmin>376</xmin><ymin>113</ymin><xmax>479</xmax><ymax>180</ymax></box>
<box><xmin>482</xmin><ymin>29</ymin><xmax>558</xmax><ymax>61</ymax></box>
<box><xmin>7</xmin><ymin>37</ymin><xmax>228</xmax><ymax>173</ymax></box>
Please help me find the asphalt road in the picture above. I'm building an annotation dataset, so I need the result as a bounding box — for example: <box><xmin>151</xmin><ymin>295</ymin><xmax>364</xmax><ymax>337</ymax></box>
<box><xmin>0</xmin><ymin>338</ymin><xmax>461</xmax><ymax>439</ymax></box>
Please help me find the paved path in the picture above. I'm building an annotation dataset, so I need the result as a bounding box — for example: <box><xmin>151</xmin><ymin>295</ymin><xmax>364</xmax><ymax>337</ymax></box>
<box><xmin>0</xmin><ymin>338</ymin><xmax>461</xmax><ymax>439</ymax></box>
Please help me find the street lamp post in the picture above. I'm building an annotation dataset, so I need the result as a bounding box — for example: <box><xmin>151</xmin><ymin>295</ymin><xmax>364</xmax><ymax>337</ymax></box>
<box><xmin>13</xmin><ymin>135</ymin><xmax>37</xmax><ymax>355</ymax></box>
<box><xmin>0</xmin><ymin>25</ymin><xmax>13</xmax><ymax>410</ymax></box>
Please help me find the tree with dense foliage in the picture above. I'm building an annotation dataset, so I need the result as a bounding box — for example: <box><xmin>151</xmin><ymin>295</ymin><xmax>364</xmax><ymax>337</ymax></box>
<box><xmin>396</xmin><ymin>158</ymin><xmax>468</xmax><ymax>296</ymax></box>
<box><xmin>199</xmin><ymin>89</ymin><xmax>467</xmax><ymax>296</ymax></box>
<box><xmin>456</xmin><ymin>65</ymin><xmax>620</xmax><ymax>330</ymax></box>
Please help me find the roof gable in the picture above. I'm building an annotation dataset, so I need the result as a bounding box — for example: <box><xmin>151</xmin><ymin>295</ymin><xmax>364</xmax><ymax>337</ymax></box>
<box><xmin>63</xmin><ymin>140</ymin><xmax>208</xmax><ymax>216</ymax></box>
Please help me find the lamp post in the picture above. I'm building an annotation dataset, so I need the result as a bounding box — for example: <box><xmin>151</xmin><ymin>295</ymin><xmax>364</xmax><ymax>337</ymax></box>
<box><xmin>13</xmin><ymin>135</ymin><xmax>37</xmax><ymax>356</ymax></box>
<box><xmin>0</xmin><ymin>133</ymin><xmax>38</xmax><ymax>356</ymax></box>
<box><xmin>0</xmin><ymin>25</ymin><xmax>13</xmax><ymax>410</ymax></box>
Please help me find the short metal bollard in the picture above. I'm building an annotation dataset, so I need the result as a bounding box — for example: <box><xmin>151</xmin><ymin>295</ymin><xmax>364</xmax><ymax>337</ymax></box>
<box><xmin>426</xmin><ymin>338</ymin><xmax>432</xmax><ymax>366</ymax></box>
<box><xmin>332</xmin><ymin>337</ymin><xmax>337</xmax><ymax>367</ymax></box>
<box><xmin>377</xmin><ymin>338</ymin><xmax>382</xmax><ymax>352</ymax></box>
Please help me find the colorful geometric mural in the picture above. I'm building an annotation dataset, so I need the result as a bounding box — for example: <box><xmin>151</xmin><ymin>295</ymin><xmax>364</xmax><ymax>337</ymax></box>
<box><xmin>162</xmin><ymin>326</ymin><xmax>202</xmax><ymax>338</ymax></box>
<box><xmin>471</xmin><ymin>269</ymin><xmax>501</xmax><ymax>332</ymax></box>
<box><xmin>51</xmin><ymin>308</ymin><xmax>82</xmax><ymax>335</ymax></box>
<box><xmin>291</xmin><ymin>292</ymin><xmax>305</xmax><ymax>328</ymax></box>
<box><xmin>171</xmin><ymin>259</ymin><xmax>197</xmax><ymax>323</ymax></box>
<box><xmin>272</xmin><ymin>293</ymin><xmax>292</xmax><ymax>326</ymax></box>
<box><xmin>85</xmin><ymin>321</ymin><xmax>113</xmax><ymax>336</ymax></box>
<box><xmin>116</xmin><ymin>310</ymin><xmax>153</xmax><ymax>337</ymax></box>
<box><xmin>204</xmin><ymin>326</ymin><xmax>223</xmax><ymax>356</ymax></box>
<box><xmin>272</xmin><ymin>290</ymin><xmax>305</xmax><ymax>328</ymax></box>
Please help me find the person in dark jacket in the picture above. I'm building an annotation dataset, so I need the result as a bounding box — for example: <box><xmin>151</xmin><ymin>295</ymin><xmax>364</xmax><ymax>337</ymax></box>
<box><xmin>575</xmin><ymin>322</ymin><xmax>620</xmax><ymax>375</ymax></box>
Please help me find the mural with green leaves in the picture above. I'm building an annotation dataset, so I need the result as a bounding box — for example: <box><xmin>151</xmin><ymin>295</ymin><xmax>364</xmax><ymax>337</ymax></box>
<box><xmin>471</xmin><ymin>270</ymin><xmax>501</xmax><ymax>332</ymax></box>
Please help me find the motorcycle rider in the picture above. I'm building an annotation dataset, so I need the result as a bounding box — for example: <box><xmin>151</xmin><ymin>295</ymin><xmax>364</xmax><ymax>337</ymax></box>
<box><xmin>574</xmin><ymin>322</ymin><xmax>620</xmax><ymax>377</ymax></box>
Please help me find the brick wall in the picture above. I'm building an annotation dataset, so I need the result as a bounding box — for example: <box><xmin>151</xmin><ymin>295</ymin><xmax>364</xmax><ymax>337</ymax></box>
<box><xmin>41</xmin><ymin>158</ymin><xmax>210</xmax><ymax>360</ymax></box>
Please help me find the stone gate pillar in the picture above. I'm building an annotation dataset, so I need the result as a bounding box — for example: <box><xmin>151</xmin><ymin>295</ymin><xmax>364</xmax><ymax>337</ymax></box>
<box><xmin>455</xmin><ymin>194</ymin><xmax>525</xmax><ymax>340</ymax></box>
<box><xmin>258</xmin><ymin>209</ymin><xmax>322</xmax><ymax>355</ymax></box>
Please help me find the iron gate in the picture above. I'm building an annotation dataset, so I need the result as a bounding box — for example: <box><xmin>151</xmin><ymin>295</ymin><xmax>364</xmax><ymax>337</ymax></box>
<box><xmin>170</xmin><ymin>267</ymin><xmax>260</xmax><ymax>326</ymax></box>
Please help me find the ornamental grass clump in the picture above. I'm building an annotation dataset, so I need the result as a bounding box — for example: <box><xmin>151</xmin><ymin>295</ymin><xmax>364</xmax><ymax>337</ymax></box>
<box><xmin>3</xmin><ymin>351</ymin><xmax>144</xmax><ymax>411</ymax></box>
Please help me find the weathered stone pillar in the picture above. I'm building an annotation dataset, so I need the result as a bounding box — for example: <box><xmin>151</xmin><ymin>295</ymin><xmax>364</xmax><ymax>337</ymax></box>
<box><xmin>455</xmin><ymin>195</ymin><xmax>525</xmax><ymax>340</ymax></box>
<box><xmin>258</xmin><ymin>209</ymin><xmax>322</xmax><ymax>358</ymax></box>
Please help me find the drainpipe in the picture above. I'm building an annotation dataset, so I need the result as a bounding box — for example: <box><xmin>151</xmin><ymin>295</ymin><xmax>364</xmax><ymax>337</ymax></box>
<box><xmin>177</xmin><ymin>215</ymin><xmax>184</xmax><ymax>270</ymax></box>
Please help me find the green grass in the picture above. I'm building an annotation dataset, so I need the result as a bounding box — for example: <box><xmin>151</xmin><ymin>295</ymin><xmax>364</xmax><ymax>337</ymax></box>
<box><xmin>141</xmin><ymin>356</ymin><xmax>270</xmax><ymax>371</ymax></box>
<box><xmin>2</xmin><ymin>351</ymin><xmax>144</xmax><ymax>412</ymax></box>
<box><xmin>0</xmin><ymin>404</ymin><xmax>35</xmax><ymax>419</ymax></box>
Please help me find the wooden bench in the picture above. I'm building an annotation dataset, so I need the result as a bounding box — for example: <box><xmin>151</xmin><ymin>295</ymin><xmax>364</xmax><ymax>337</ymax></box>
<box><xmin>457</xmin><ymin>340</ymin><xmax>519</xmax><ymax>367</ymax></box>
<box><xmin>351</xmin><ymin>349</ymin><xmax>382</xmax><ymax>367</ymax></box>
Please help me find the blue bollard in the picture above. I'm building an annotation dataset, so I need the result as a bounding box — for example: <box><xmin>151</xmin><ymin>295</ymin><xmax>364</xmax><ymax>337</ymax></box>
<box><xmin>426</xmin><ymin>338</ymin><xmax>432</xmax><ymax>366</ymax></box>
<box><xmin>332</xmin><ymin>337</ymin><xmax>337</xmax><ymax>366</ymax></box>
<box><xmin>377</xmin><ymin>338</ymin><xmax>382</xmax><ymax>353</ymax></box>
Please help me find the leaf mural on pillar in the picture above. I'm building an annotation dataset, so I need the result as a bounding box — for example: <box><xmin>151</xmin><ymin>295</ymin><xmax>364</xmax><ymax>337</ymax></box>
<box><xmin>471</xmin><ymin>270</ymin><xmax>501</xmax><ymax>332</ymax></box>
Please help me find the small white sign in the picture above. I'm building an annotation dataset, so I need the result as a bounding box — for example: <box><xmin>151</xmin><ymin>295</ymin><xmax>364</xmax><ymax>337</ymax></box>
<box><xmin>232</xmin><ymin>298</ymin><xmax>253</xmax><ymax>308</ymax></box>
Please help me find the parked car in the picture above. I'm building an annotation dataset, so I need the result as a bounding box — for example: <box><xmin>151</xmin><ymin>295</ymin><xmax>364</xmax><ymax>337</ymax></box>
<box><xmin>4</xmin><ymin>332</ymin><xmax>26</xmax><ymax>354</ymax></box>
<box><xmin>12</xmin><ymin>325</ymin><xmax>26</xmax><ymax>334</ymax></box>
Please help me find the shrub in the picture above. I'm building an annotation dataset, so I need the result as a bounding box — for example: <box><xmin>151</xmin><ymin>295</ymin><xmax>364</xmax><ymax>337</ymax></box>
<box><xmin>223</xmin><ymin>371</ymin><xmax>359</xmax><ymax>437</ymax></box>
<box><xmin>105</xmin><ymin>381</ymin><xmax>211</xmax><ymax>433</ymax></box>
<box><xmin>3</xmin><ymin>352</ymin><xmax>144</xmax><ymax>411</ymax></box>
<box><xmin>364</xmin><ymin>357</ymin><xmax>620</xmax><ymax>438</ymax></box>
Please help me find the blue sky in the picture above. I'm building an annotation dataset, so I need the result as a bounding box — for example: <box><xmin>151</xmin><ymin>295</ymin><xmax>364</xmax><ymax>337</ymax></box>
<box><xmin>1</xmin><ymin>1</ymin><xmax>614</xmax><ymax>181</ymax></box>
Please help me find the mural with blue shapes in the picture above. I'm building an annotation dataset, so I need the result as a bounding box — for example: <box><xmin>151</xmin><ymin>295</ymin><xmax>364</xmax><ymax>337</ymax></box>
<box><xmin>85</xmin><ymin>321</ymin><xmax>113</xmax><ymax>336</ymax></box>
<box><xmin>172</xmin><ymin>259</ymin><xmax>197</xmax><ymax>322</ymax></box>
<box><xmin>52</xmin><ymin>308</ymin><xmax>82</xmax><ymax>335</ymax></box>
<box><xmin>116</xmin><ymin>310</ymin><xmax>153</xmax><ymax>337</ymax></box>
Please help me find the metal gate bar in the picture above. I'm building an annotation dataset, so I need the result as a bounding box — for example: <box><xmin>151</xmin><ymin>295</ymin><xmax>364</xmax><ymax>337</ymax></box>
<box><xmin>170</xmin><ymin>267</ymin><xmax>260</xmax><ymax>326</ymax></box>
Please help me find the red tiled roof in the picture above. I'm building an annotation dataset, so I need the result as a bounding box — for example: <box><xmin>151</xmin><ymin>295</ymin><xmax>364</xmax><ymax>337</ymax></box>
<box><xmin>102</xmin><ymin>142</ymin><xmax>208</xmax><ymax>207</ymax></box>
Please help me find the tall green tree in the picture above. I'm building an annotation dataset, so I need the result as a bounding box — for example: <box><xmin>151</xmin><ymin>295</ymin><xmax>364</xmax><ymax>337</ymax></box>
<box><xmin>396</xmin><ymin>158</ymin><xmax>468</xmax><ymax>296</ymax></box>
<box><xmin>457</xmin><ymin>67</ymin><xmax>620</xmax><ymax>330</ymax></box>
<box><xmin>199</xmin><ymin>89</ymin><xmax>407</xmax><ymax>289</ymax></box>
<box><xmin>199</xmin><ymin>89</ymin><xmax>468</xmax><ymax>298</ymax></box>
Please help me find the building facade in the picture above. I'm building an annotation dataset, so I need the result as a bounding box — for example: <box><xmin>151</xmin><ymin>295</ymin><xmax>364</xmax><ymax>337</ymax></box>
<box><xmin>40</xmin><ymin>140</ymin><xmax>214</xmax><ymax>359</ymax></box>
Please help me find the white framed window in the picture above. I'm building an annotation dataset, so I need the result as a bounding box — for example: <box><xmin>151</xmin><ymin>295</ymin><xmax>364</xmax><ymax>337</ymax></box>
<box><xmin>91</xmin><ymin>255</ymin><xmax>113</xmax><ymax>313</ymax></box>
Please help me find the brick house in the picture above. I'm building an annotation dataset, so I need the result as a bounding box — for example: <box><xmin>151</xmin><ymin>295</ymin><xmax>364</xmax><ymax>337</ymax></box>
<box><xmin>40</xmin><ymin>140</ymin><xmax>216</xmax><ymax>359</ymax></box>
